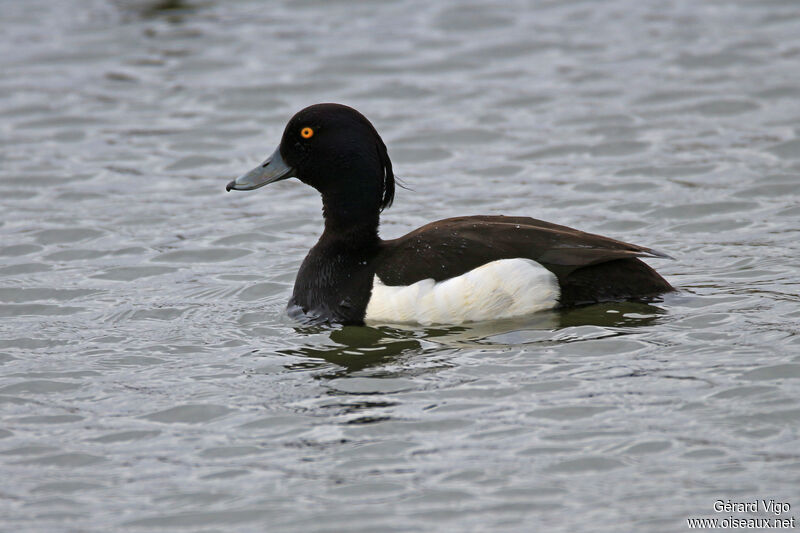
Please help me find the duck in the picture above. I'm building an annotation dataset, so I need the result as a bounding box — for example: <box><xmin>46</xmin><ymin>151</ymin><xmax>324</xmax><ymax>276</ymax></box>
<box><xmin>226</xmin><ymin>103</ymin><xmax>673</xmax><ymax>326</ymax></box>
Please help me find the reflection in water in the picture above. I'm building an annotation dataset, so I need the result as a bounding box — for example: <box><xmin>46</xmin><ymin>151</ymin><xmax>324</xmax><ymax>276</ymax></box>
<box><xmin>557</xmin><ymin>299</ymin><xmax>668</xmax><ymax>327</ymax></box>
<box><xmin>280</xmin><ymin>299</ymin><xmax>669</xmax><ymax>375</ymax></box>
<box><xmin>115</xmin><ymin>0</ymin><xmax>198</xmax><ymax>21</ymax></box>
<box><xmin>282</xmin><ymin>325</ymin><xmax>425</xmax><ymax>375</ymax></box>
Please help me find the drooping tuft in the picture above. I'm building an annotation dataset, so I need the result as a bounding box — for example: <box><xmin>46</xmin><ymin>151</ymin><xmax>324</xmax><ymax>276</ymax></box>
<box><xmin>376</xmin><ymin>134</ymin><xmax>394</xmax><ymax>211</ymax></box>
<box><xmin>353</xmin><ymin>108</ymin><xmax>394</xmax><ymax>212</ymax></box>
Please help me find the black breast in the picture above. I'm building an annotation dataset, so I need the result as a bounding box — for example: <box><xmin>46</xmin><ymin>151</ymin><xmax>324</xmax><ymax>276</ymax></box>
<box><xmin>289</xmin><ymin>236</ymin><xmax>379</xmax><ymax>324</ymax></box>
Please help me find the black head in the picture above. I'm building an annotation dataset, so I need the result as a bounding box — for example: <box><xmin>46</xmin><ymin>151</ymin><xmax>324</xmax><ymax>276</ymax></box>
<box><xmin>227</xmin><ymin>103</ymin><xmax>394</xmax><ymax>215</ymax></box>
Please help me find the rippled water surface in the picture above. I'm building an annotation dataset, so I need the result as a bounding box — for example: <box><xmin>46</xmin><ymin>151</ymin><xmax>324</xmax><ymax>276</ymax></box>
<box><xmin>2</xmin><ymin>0</ymin><xmax>800</xmax><ymax>531</ymax></box>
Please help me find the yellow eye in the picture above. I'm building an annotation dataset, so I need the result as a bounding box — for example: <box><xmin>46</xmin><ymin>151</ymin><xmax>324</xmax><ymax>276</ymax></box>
<box><xmin>300</xmin><ymin>127</ymin><xmax>314</xmax><ymax>139</ymax></box>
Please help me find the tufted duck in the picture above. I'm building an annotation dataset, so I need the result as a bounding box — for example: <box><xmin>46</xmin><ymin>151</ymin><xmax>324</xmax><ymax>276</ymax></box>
<box><xmin>226</xmin><ymin>103</ymin><xmax>673</xmax><ymax>325</ymax></box>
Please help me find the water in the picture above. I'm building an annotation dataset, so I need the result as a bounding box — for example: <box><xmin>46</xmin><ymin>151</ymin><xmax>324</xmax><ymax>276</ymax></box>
<box><xmin>1</xmin><ymin>0</ymin><xmax>799</xmax><ymax>531</ymax></box>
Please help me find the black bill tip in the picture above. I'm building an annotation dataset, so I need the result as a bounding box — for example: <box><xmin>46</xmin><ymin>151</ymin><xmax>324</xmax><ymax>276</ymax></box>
<box><xmin>225</xmin><ymin>180</ymin><xmax>236</xmax><ymax>192</ymax></box>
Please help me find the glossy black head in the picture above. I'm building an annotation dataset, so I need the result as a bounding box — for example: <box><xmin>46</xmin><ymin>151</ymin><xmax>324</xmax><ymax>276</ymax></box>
<box><xmin>228</xmin><ymin>103</ymin><xmax>394</xmax><ymax>217</ymax></box>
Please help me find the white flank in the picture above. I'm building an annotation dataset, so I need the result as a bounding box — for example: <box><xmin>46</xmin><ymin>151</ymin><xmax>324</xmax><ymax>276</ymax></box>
<box><xmin>364</xmin><ymin>258</ymin><xmax>560</xmax><ymax>325</ymax></box>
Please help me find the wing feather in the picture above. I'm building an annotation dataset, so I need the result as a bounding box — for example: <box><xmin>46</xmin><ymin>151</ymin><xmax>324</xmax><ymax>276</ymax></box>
<box><xmin>376</xmin><ymin>215</ymin><xmax>671</xmax><ymax>287</ymax></box>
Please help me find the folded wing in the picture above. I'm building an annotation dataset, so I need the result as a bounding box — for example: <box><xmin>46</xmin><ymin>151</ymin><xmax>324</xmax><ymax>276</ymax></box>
<box><xmin>376</xmin><ymin>215</ymin><xmax>673</xmax><ymax>305</ymax></box>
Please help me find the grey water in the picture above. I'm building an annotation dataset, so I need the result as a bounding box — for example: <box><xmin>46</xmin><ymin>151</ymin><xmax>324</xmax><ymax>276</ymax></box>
<box><xmin>1</xmin><ymin>0</ymin><xmax>799</xmax><ymax>531</ymax></box>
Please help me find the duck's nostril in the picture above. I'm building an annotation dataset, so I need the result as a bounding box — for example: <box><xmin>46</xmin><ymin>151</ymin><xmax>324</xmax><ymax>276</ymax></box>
<box><xmin>262</xmin><ymin>161</ymin><xmax>270</xmax><ymax>168</ymax></box>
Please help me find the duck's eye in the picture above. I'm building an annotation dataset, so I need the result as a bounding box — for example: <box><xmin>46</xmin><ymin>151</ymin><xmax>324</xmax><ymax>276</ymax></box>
<box><xmin>300</xmin><ymin>127</ymin><xmax>314</xmax><ymax>139</ymax></box>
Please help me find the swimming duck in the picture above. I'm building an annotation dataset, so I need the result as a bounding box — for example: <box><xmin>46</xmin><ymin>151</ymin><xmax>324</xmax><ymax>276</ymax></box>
<box><xmin>226</xmin><ymin>103</ymin><xmax>673</xmax><ymax>326</ymax></box>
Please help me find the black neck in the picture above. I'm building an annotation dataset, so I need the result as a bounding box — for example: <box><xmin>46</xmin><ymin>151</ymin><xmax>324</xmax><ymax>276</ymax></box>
<box><xmin>288</xmin><ymin>181</ymin><xmax>384</xmax><ymax>324</ymax></box>
<box><xmin>291</xmin><ymin>195</ymin><xmax>381</xmax><ymax>324</ymax></box>
<box><xmin>320</xmin><ymin>190</ymin><xmax>381</xmax><ymax>246</ymax></box>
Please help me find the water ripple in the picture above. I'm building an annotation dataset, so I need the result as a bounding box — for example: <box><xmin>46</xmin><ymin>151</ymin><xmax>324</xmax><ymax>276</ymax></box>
<box><xmin>1</xmin><ymin>1</ymin><xmax>799</xmax><ymax>532</ymax></box>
